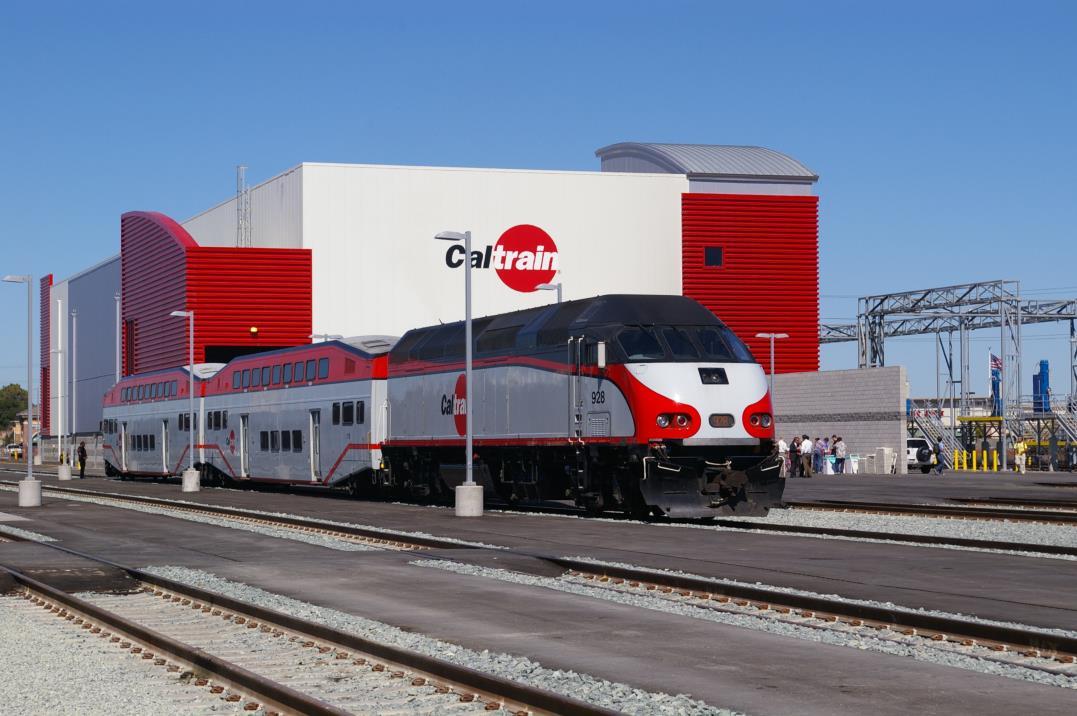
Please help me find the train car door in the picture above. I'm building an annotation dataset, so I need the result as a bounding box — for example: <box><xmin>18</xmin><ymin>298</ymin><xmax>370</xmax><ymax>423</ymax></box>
<box><xmin>239</xmin><ymin>414</ymin><xmax>250</xmax><ymax>477</ymax></box>
<box><xmin>120</xmin><ymin>421</ymin><xmax>128</xmax><ymax>471</ymax></box>
<box><xmin>309</xmin><ymin>409</ymin><xmax>321</xmax><ymax>481</ymax></box>
<box><xmin>161</xmin><ymin>419</ymin><xmax>169</xmax><ymax>472</ymax></box>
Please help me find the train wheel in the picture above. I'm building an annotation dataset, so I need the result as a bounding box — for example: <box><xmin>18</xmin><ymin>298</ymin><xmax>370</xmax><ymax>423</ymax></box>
<box><xmin>346</xmin><ymin>476</ymin><xmax>362</xmax><ymax>498</ymax></box>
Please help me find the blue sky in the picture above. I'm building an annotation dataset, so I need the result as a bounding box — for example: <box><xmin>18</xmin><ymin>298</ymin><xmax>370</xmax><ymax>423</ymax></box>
<box><xmin>1</xmin><ymin>1</ymin><xmax>1075</xmax><ymax>399</ymax></box>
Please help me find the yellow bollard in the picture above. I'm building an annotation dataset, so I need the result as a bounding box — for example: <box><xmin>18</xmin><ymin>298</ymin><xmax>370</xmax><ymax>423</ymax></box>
<box><xmin>961</xmin><ymin>450</ymin><xmax>968</xmax><ymax>470</ymax></box>
<box><xmin>972</xmin><ymin>449</ymin><xmax>978</xmax><ymax>471</ymax></box>
<box><xmin>953</xmin><ymin>449</ymin><xmax>959</xmax><ymax>470</ymax></box>
<box><xmin>992</xmin><ymin>450</ymin><xmax>999</xmax><ymax>472</ymax></box>
<box><xmin>982</xmin><ymin>450</ymin><xmax>988</xmax><ymax>471</ymax></box>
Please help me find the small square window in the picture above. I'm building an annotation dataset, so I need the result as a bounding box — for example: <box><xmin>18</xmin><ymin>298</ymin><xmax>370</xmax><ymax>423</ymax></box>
<box><xmin>704</xmin><ymin>246</ymin><xmax>723</xmax><ymax>267</ymax></box>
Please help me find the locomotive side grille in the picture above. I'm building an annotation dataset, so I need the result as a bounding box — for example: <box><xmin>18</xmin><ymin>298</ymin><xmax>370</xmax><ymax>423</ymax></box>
<box><xmin>698</xmin><ymin>368</ymin><xmax>728</xmax><ymax>385</ymax></box>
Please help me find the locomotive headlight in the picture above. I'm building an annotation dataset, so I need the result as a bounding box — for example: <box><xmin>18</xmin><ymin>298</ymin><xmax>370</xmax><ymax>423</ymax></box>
<box><xmin>749</xmin><ymin>414</ymin><xmax>761</xmax><ymax>427</ymax></box>
<box><xmin>674</xmin><ymin>414</ymin><xmax>690</xmax><ymax>428</ymax></box>
<box><xmin>760</xmin><ymin>414</ymin><xmax>773</xmax><ymax>428</ymax></box>
<box><xmin>656</xmin><ymin>414</ymin><xmax>671</xmax><ymax>428</ymax></box>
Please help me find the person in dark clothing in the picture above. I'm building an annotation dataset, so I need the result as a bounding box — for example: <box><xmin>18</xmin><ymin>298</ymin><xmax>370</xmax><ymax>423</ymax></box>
<box><xmin>934</xmin><ymin>440</ymin><xmax>945</xmax><ymax>475</ymax></box>
<box><xmin>77</xmin><ymin>441</ymin><xmax>87</xmax><ymax>479</ymax></box>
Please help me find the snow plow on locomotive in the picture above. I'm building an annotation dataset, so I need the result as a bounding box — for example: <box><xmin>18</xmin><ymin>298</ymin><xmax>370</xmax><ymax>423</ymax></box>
<box><xmin>101</xmin><ymin>294</ymin><xmax>783</xmax><ymax>519</ymax></box>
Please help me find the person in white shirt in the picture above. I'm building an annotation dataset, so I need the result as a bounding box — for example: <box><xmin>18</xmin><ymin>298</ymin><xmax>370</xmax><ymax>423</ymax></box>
<box><xmin>834</xmin><ymin>437</ymin><xmax>847</xmax><ymax>474</ymax></box>
<box><xmin>799</xmin><ymin>434</ymin><xmax>813</xmax><ymax>477</ymax></box>
<box><xmin>777</xmin><ymin>438</ymin><xmax>789</xmax><ymax>477</ymax></box>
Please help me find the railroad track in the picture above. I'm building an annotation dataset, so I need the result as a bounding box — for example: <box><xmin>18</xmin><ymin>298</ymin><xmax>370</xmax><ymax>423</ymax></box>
<box><xmin>0</xmin><ymin>544</ymin><xmax>612</xmax><ymax>716</ymax></box>
<box><xmin>784</xmin><ymin>499</ymin><xmax>1077</xmax><ymax>525</ymax></box>
<box><xmin>948</xmin><ymin>497</ymin><xmax>1077</xmax><ymax>512</ymax></box>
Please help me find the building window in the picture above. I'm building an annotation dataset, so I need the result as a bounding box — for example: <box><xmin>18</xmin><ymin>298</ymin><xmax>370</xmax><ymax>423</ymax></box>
<box><xmin>704</xmin><ymin>246</ymin><xmax>723</xmax><ymax>267</ymax></box>
<box><xmin>318</xmin><ymin>357</ymin><xmax>329</xmax><ymax>380</ymax></box>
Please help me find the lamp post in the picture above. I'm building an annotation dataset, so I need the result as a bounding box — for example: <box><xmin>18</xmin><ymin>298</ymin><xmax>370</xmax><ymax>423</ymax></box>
<box><xmin>114</xmin><ymin>292</ymin><xmax>121</xmax><ymax>382</ymax></box>
<box><xmin>755</xmin><ymin>333</ymin><xmax>789</xmax><ymax>402</ymax></box>
<box><xmin>434</xmin><ymin>229</ymin><xmax>482</xmax><ymax>517</ymax></box>
<box><xmin>3</xmin><ymin>274</ymin><xmax>40</xmax><ymax>506</ymax></box>
<box><xmin>309</xmin><ymin>333</ymin><xmax>344</xmax><ymax>343</ymax></box>
<box><xmin>60</xmin><ymin>309</ymin><xmax>78</xmax><ymax>480</ymax></box>
<box><xmin>536</xmin><ymin>282</ymin><xmax>562</xmax><ymax>304</ymax></box>
<box><xmin>170</xmin><ymin>310</ymin><xmax>200</xmax><ymax>492</ymax></box>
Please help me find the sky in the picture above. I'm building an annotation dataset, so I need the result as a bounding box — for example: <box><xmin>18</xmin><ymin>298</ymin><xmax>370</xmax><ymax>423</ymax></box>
<box><xmin>1</xmin><ymin>1</ymin><xmax>1075</xmax><ymax>400</ymax></box>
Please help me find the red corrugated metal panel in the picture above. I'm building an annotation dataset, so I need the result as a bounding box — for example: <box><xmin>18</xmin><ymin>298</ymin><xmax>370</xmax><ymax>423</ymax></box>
<box><xmin>120</xmin><ymin>212</ymin><xmax>190</xmax><ymax>375</ymax></box>
<box><xmin>186</xmin><ymin>247</ymin><xmax>312</xmax><ymax>360</ymax></box>
<box><xmin>39</xmin><ymin>274</ymin><xmax>52</xmax><ymax>436</ymax></box>
<box><xmin>681</xmin><ymin>193</ymin><xmax>819</xmax><ymax>374</ymax></box>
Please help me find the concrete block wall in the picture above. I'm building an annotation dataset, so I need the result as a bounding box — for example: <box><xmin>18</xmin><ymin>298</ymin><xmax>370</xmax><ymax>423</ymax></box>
<box><xmin>772</xmin><ymin>366</ymin><xmax>908</xmax><ymax>474</ymax></box>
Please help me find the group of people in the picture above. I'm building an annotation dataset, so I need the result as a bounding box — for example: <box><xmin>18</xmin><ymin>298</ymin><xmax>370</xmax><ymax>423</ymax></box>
<box><xmin>777</xmin><ymin>435</ymin><xmax>847</xmax><ymax>477</ymax></box>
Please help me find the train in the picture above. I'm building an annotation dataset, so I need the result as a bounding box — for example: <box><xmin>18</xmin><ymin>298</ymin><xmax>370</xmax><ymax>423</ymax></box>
<box><xmin>100</xmin><ymin>294</ymin><xmax>783</xmax><ymax>518</ymax></box>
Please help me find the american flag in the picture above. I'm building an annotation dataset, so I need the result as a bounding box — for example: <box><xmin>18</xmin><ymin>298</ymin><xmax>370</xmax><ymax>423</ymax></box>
<box><xmin>990</xmin><ymin>353</ymin><xmax>1003</xmax><ymax>371</ymax></box>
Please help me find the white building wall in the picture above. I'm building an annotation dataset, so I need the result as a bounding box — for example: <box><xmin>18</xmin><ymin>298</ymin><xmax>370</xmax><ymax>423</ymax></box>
<box><xmin>183</xmin><ymin>165</ymin><xmax>304</xmax><ymax>248</ymax></box>
<box><xmin>300</xmin><ymin>163</ymin><xmax>687</xmax><ymax>338</ymax></box>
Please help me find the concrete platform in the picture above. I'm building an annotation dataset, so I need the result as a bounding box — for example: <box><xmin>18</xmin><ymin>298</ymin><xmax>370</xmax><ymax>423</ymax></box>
<box><xmin>0</xmin><ymin>487</ymin><xmax>1073</xmax><ymax>715</ymax></box>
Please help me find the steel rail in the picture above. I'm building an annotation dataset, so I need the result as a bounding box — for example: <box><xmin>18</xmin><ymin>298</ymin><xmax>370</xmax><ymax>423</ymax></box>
<box><xmin>0</xmin><ymin>536</ymin><xmax>614</xmax><ymax>716</ymax></box>
<box><xmin>784</xmin><ymin>499</ymin><xmax>1077</xmax><ymax>525</ymax></box>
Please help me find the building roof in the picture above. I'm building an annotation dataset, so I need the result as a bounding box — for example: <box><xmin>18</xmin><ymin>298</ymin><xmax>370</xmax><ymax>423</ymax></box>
<box><xmin>595</xmin><ymin>142</ymin><xmax>818</xmax><ymax>182</ymax></box>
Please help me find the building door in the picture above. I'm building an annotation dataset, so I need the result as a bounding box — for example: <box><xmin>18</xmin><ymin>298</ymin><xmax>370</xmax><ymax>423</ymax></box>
<box><xmin>309</xmin><ymin>409</ymin><xmax>321</xmax><ymax>481</ymax></box>
<box><xmin>239</xmin><ymin>415</ymin><xmax>250</xmax><ymax>477</ymax></box>
<box><xmin>161</xmin><ymin>420</ymin><xmax>169</xmax><ymax>472</ymax></box>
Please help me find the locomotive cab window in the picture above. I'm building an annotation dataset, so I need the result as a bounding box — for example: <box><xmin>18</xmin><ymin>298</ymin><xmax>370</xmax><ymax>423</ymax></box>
<box><xmin>617</xmin><ymin>327</ymin><xmax>665</xmax><ymax>361</ymax></box>
<box><xmin>318</xmin><ymin>357</ymin><xmax>329</xmax><ymax>379</ymax></box>
<box><xmin>663</xmin><ymin>328</ymin><xmax>700</xmax><ymax>360</ymax></box>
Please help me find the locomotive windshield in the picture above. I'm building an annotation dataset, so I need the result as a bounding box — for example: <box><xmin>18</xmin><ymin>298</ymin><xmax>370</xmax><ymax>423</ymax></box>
<box><xmin>616</xmin><ymin>324</ymin><xmax>755</xmax><ymax>363</ymax></box>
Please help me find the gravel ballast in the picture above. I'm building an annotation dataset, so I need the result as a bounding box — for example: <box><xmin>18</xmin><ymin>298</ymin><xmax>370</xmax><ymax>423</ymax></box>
<box><xmin>141</xmin><ymin>565</ymin><xmax>735</xmax><ymax>716</ymax></box>
<box><xmin>0</xmin><ymin>523</ymin><xmax>57</xmax><ymax>542</ymax></box>
<box><xmin>413</xmin><ymin>559</ymin><xmax>1077</xmax><ymax>690</ymax></box>
<box><xmin>0</xmin><ymin>594</ymin><xmax>245</xmax><ymax>714</ymax></box>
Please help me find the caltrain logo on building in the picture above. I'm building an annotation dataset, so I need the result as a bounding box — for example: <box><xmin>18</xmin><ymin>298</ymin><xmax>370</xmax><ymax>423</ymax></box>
<box><xmin>439</xmin><ymin>374</ymin><xmax>468</xmax><ymax>436</ymax></box>
<box><xmin>443</xmin><ymin>224</ymin><xmax>559</xmax><ymax>293</ymax></box>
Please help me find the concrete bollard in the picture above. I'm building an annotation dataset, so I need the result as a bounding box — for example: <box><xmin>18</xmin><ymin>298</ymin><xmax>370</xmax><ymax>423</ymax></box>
<box><xmin>454</xmin><ymin>483</ymin><xmax>484</xmax><ymax>517</ymax></box>
<box><xmin>181</xmin><ymin>467</ymin><xmax>201</xmax><ymax>493</ymax></box>
<box><xmin>18</xmin><ymin>480</ymin><xmax>42</xmax><ymax>507</ymax></box>
<box><xmin>57</xmin><ymin>464</ymin><xmax>72</xmax><ymax>481</ymax></box>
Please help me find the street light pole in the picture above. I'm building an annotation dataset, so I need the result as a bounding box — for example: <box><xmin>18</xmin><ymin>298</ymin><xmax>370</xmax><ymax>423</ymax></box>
<box><xmin>435</xmin><ymin>229</ymin><xmax>482</xmax><ymax>517</ymax></box>
<box><xmin>755</xmin><ymin>333</ymin><xmax>789</xmax><ymax>402</ymax></box>
<box><xmin>3</xmin><ymin>274</ymin><xmax>40</xmax><ymax>506</ymax></box>
<box><xmin>536</xmin><ymin>282</ymin><xmax>562</xmax><ymax>304</ymax></box>
<box><xmin>114</xmin><ymin>292</ymin><xmax>121</xmax><ymax>382</ymax></box>
<box><xmin>170</xmin><ymin>310</ymin><xmax>199</xmax><ymax>492</ymax></box>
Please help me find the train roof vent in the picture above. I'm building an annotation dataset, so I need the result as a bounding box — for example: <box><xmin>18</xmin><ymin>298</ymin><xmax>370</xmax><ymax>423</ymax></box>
<box><xmin>342</xmin><ymin>335</ymin><xmax>399</xmax><ymax>355</ymax></box>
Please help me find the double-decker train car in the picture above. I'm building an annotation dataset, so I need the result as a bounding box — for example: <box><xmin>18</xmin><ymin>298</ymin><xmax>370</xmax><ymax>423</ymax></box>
<box><xmin>101</xmin><ymin>337</ymin><xmax>394</xmax><ymax>490</ymax></box>
<box><xmin>102</xmin><ymin>295</ymin><xmax>782</xmax><ymax>518</ymax></box>
<box><xmin>381</xmin><ymin>295</ymin><xmax>781</xmax><ymax>517</ymax></box>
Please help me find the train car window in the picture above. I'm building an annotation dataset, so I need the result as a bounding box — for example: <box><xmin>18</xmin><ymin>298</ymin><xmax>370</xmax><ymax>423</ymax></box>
<box><xmin>305</xmin><ymin>360</ymin><xmax>316</xmax><ymax>381</ymax></box>
<box><xmin>357</xmin><ymin>401</ymin><xmax>365</xmax><ymax>424</ymax></box>
<box><xmin>251</xmin><ymin>368</ymin><xmax>261</xmax><ymax>387</ymax></box>
<box><xmin>260</xmin><ymin>431</ymin><xmax>269</xmax><ymax>451</ymax></box>
<box><xmin>342</xmin><ymin>401</ymin><xmax>354</xmax><ymax>426</ymax></box>
<box><xmin>272</xmin><ymin>365</ymin><xmax>282</xmax><ymax>385</ymax></box>
<box><xmin>261</xmin><ymin>366</ymin><xmax>270</xmax><ymax>386</ymax></box>
<box><xmin>662</xmin><ymin>328</ymin><xmax>701</xmax><ymax>360</ymax></box>
<box><xmin>280</xmin><ymin>430</ymin><xmax>291</xmax><ymax>451</ymax></box>
<box><xmin>331</xmin><ymin>403</ymin><xmax>340</xmax><ymax>425</ymax></box>
<box><xmin>149</xmin><ymin>434</ymin><xmax>155</xmax><ymax>450</ymax></box>
<box><xmin>221</xmin><ymin>411</ymin><xmax>228</xmax><ymax>429</ymax></box>
<box><xmin>161</xmin><ymin>382</ymin><xmax>168</xmax><ymax>398</ymax></box>
<box><xmin>151</xmin><ymin>384</ymin><xmax>158</xmax><ymax>399</ymax></box>
<box><xmin>292</xmin><ymin>430</ymin><xmax>302</xmax><ymax>452</ymax></box>
<box><xmin>294</xmin><ymin>361</ymin><xmax>305</xmax><ymax>382</ymax></box>
<box><xmin>617</xmin><ymin>327</ymin><xmax>665</xmax><ymax>361</ymax></box>
<box><xmin>242</xmin><ymin>369</ymin><xmax>250</xmax><ymax>388</ymax></box>
<box><xmin>135</xmin><ymin>435</ymin><xmax>142</xmax><ymax>451</ymax></box>
<box><xmin>318</xmin><ymin>357</ymin><xmax>329</xmax><ymax>379</ymax></box>
<box><xmin>477</xmin><ymin>325</ymin><xmax>522</xmax><ymax>354</ymax></box>
<box><xmin>283</xmin><ymin>362</ymin><xmax>293</xmax><ymax>383</ymax></box>
<box><xmin>233</xmin><ymin>372</ymin><xmax>242</xmax><ymax>389</ymax></box>
<box><xmin>213</xmin><ymin>412</ymin><xmax>221</xmax><ymax>431</ymax></box>
<box><xmin>172</xmin><ymin>380</ymin><xmax>178</xmax><ymax>396</ymax></box>
<box><xmin>270</xmin><ymin>431</ymin><xmax>279</xmax><ymax>452</ymax></box>
<box><xmin>136</xmin><ymin>385</ymin><xmax>143</xmax><ymax>400</ymax></box>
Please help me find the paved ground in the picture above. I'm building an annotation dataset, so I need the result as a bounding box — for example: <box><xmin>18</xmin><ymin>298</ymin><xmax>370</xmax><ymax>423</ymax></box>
<box><xmin>1</xmin><ymin>466</ymin><xmax>1075</xmax><ymax>714</ymax></box>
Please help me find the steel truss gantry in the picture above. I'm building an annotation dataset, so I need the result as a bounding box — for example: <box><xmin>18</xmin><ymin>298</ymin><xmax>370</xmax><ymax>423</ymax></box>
<box><xmin>820</xmin><ymin>280</ymin><xmax>1077</xmax><ymax>461</ymax></box>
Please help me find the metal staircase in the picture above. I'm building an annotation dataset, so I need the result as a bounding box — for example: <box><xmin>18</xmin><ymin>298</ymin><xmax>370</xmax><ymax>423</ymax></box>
<box><xmin>908</xmin><ymin>400</ymin><xmax>958</xmax><ymax>468</ymax></box>
<box><xmin>1049</xmin><ymin>399</ymin><xmax>1077</xmax><ymax>443</ymax></box>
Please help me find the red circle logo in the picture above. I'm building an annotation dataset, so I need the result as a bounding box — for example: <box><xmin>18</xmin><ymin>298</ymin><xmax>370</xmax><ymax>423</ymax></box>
<box><xmin>452</xmin><ymin>374</ymin><xmax>467</xmax><ymax>436</ymax></box>
<box><xmin>494</xmin><ymin>224</ymin><xmax>558</xmax><ymax>293</ymax></box>
<box><xmin>228</xmin><ymin>430</ymin><xmax>236</xmax><ymax>454</ymax></box>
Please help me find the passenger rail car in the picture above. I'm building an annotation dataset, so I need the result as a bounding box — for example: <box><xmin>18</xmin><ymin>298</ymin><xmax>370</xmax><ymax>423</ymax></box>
<box><xmin>101</xmin><ymin>337</ymin><xmax>394</xmax><ymax>491</ymax></box>
<box><xmin>102</xmin><ymin>296</ymin><xmax>782</xmax><ymax>518</ymax></box>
